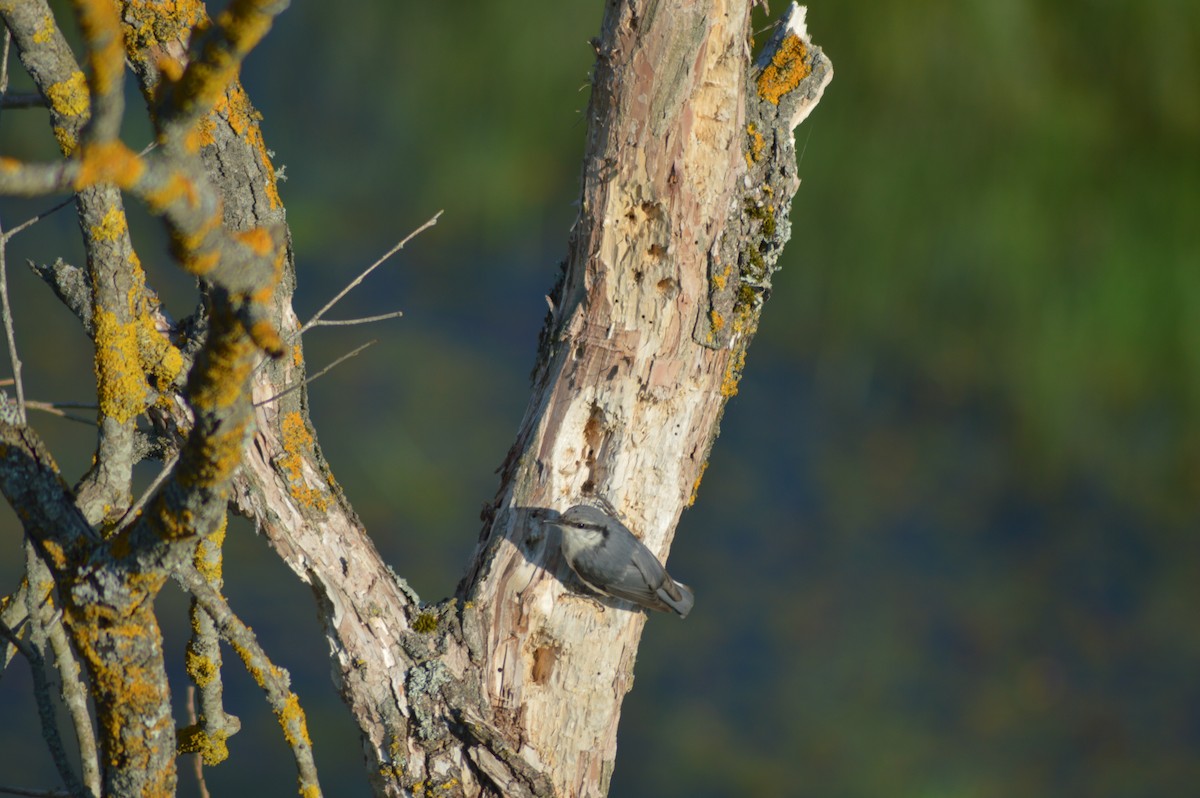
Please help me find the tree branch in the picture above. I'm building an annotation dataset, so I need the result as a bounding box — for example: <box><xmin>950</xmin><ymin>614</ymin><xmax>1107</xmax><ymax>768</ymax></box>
<box><xmin>298</xmin><ymin>211</ymin><xmax>441</xmax><ymax>336</ymax></box>
<box><xmin>175</xmin><ymin>566</ymin><xmax>322</xmax><ymax>796</ymax></box>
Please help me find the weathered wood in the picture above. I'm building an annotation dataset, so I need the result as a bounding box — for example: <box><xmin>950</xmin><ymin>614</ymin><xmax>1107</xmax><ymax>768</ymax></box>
<box><xmin>460</xmin><ymin>3</ymin><xmax>832</xmax><ymax>795</ymax></box>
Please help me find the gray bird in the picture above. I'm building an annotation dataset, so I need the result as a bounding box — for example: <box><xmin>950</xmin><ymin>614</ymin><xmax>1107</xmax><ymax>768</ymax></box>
<box><xmin>538</xmin><ymin>504</ymin><xmax>694</xmax><ymax>618</ymax></box>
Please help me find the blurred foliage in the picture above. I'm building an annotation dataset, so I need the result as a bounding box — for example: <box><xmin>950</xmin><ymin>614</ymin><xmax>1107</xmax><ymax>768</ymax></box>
<box><xmin>1</xmin><ymin>1</ymin><xmax>1198</xmax><ymax>797</ymax></box>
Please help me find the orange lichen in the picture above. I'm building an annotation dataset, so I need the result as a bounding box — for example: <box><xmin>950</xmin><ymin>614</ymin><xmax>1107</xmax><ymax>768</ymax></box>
<box><xmin>75</xmin><ymin>141</ymin><xmax>144</xmax><ymax>189</ymax></box>
<box><xmin>235</xmin><ymin>226</ymin><xmax>273</xmax><ymax>255</ymax></box>
<box><xmin>247</xmin><ymin>318</ymin><xmax>284</xmax><ymax>357</ymax></box>
<box><xmin>688</xmin><ymin>461</ymin><xmax>709</xmax><ymax>506</ymax></box>
<box><xmin>720</xmin><ymin>348</ymin><xmax>747</xmax><ymax>398</ymax></box>
<box><xmin>757</xmin><ymin>34</ymin><xmax>810</xmax><ymax>105</ymax></box>
<box><xmin>184</xmin><ymin>115</ymin><xmax>218</xmax><ymax>152</ymax></box>
<box><xmin>65</xmin><ymin>597</ymin><xmax>173</xmax><ymax>791</ymax></box>
<box><xmin>278</xmin><ymin>412</ymin><xmax>329</xmax><ymax>511</ymax></box>
<box><xmin>143</xmin><ymin>171</ymin><xmax>198</xmax><ymax>211</ymax></box>
<box><xmin>223</xmin><ymin>85</ymin><xmax>282</xmax><ymax>209</ymax></box>
<box><xmin>75</xmin><ymin>0</ymin><xmax>125</xmax><ymax>98</ymax></box>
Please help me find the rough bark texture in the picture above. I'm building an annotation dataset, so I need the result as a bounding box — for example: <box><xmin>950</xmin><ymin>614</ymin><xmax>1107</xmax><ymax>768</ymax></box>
<box><xmin>455</xmin><ymin>3</ymin><xmax>832</xmax><ymax>795</ymax></box>
<box><xmin>0</xmin><ymin>1</ymin><xmax>828</xmax><ymax>796</ymax></box>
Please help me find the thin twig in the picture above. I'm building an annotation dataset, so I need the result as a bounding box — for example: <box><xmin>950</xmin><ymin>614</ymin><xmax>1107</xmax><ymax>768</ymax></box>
<box><xmin>309</xmin><ymin>310</ymin><xmax>404</xmax><ymax>327</ymax></box>
<box><xmin>254</xmin><ymin>339</ymin><xmax>376</xmax><ymax>408</ymax></box>
<box><xmin>115</xmin><ymin>453</ymin><xmax>179</xmax><ymax>533</ymax></box>
<box><xmin>185</xmin><ymin>686</ymin><xmax>213</xmax><ymax>798</ymax></box>
<box><xmin>0</xmin><ymin>92</ymin><xmax>47</xmax><ymax>109</ymax></box>
<box><xmin>3</xmin><ymin>196</ymin><xmax>75</xmax><ymax>241</ymax></box>
<box><xmin>25</xmin><ymin>400</ymin><xmax>99</xmax><ymax>410</ymax></box>
<box><xmin>298</xmin><ymin>211</ymin><xmax>440</xmax><ymax>336</ymax></box>
<box><xmin>0</xmin><ymin>218</ymin><xmax>26</xmax><ymax>423</ymax></box>
<box><xmin>22</xmin><ymin>401</ymin><xmax>97</xmax><ymax>426</ymax></box>
<box><xmin>0</xmin><ymin>785</ymin><xmax>70</xmax><ymax>797</ymax></box>
<box><xmin>1</xmin><ymin>568</ymin><xmax>86</xmax><ymax>798</ymax></box>
<box><xmin>24</xmin><ymin>548</ymin><xmax>100</xmax><ymax>798</ymax></box>
<box><xmin>0</xmin><ymin>28</ymin><xmax>11</xmax><ymax>99</ymax></box>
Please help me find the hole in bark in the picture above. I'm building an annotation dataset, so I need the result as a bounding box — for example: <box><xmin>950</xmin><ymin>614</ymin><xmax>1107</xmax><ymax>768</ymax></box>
<box><xmin>531</xmin><ymin>645</ymin><xmax>560</xmax><ymax>685</ymax></box>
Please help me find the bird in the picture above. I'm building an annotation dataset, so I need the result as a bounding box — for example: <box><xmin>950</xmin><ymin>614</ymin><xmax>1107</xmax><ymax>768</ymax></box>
<box><xmin>536</xmin><ymin>504</ymin><xmax>694</xmax><ymax>618</ymax></box>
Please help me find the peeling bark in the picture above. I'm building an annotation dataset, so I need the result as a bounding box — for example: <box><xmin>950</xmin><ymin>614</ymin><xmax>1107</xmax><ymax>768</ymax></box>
<box><xmin>0</xmin><ymin>1</ymin><xmax>829</xmax><ymax>796</ymax></box>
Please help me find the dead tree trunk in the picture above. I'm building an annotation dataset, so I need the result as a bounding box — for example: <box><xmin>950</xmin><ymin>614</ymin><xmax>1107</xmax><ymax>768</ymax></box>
<box><xmin>455</xmin><ymin>3</ymin><xmax>832</xmax><ymax>794</ymax></box>
<box><xmin>0</xmin><ymin>1</ymin><xmax>829</xmax><ymax>796</ymax></box>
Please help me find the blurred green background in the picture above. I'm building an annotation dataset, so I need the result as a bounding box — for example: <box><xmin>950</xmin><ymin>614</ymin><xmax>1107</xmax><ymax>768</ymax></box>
<box><xmin>1</xmin><ymin>1</ymin><xmax>1198</xmax><ymax>796</ymax></box>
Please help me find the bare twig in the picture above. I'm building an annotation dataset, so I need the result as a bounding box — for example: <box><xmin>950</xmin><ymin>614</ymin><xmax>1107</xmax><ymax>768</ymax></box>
<box><xmin>254</xmin><ymin>339</ymin><xmax>376</xmax><ymax>408</ymax></box>
<box><xmin>0</xmin><ymin>92</ymin><xmax>47</xmax><ymax>109</ymax></box>
<box><xmin>0</xmin><ymin>785</ymin><xmax>70</xmax><ymax>797</ymax></box>
<box><xmin>298</xmin><ymin>211</ymin><xmax>441</xmax><ymax>336</ymax></box>
<box><xmin>22</xmin><ymin>401</ymin><xmax>96</xmax><ymax>426</ymax></box>
<box><xmin>23</xmin><ymin>548</ymin><xmax>100</xmax><ymax>798</ymax></box>
<box><xmin>0</xmin><ymin>28</ymin><xmax>12</xmax><ymax>99</ymax></box>
<box><xmin>115</xmin><ymin>453</ymin><xmax>179</xmax><ymax>533</ymax></box>
<box><xmin>184</xmin><ymin>686</ymin><xmax>213</xmax><ymax>798</ymax></box>
<box><xmin>0</xmin><ymin>218</ymin><xmax>26</xmax><ymax>423</ymax></box>
<box><xmin>309</xmin><ymin>310</ymin><xmax>404</xmax><ymax>328</ymax></box>
<box><xmin>0</xmin><ymin>556</ymin><xmax>87</xmax><ymax>798</ymax></box>
<box><xmin>5</xmin><ymin>197</ymin><xmax>76</xmax><ymax>240</ymax></box>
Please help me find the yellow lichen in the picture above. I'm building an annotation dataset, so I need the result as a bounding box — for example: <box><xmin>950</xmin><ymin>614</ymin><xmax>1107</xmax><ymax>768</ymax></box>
<box><xmin>745</xmin><ymin>123</ymin><xmax>766</xmax><ymax>166</ymax></box>
<box><xmin>756</xmin><ymin>34</ymin><xmax>810</xmax><ymax>105</ymax></box>
<box><xmin>177</xmin><ymin>424</ymin><xmax>248</xmax><ymax>490</ymax></box>
<box><xmin>711</xmin><ymin>264</ymin><xmax>731</xmax><ymax>291</ymax></box>
<box><xmin>45</xmin><ymin>71</ymin><xmax>90</xmax><ymax>118</ymax></box>
<box><xmin>177</xmin><ymin>725</ymin><xmax>229</xmax><ymax>765</ymax></box>
<box><xmin>185</xmin><ymin>649</ymin><xmax>217</xmax><ymax>687</ymax></box>
<box><xmin>52</xmin><ymin>126</ymin><xmax>78</xmax><ymax>154</ymax></box>
<box><xmin>32</xmin><ymin>13</ymin><xmax>55</xmax><ymax>44</ymax></box>
<box><xmin>193</xmin><ymin>514</ymin><xmax>227</xmax><ymax>583</ymax></box>
<box><xmin>138</xmin><ymin>312</ymin><xmax>185</xmax><ymax>390</ymax></box>
<box><xmin>278</xmin><ymin>693</ymin><xmax>312</xmax><ymax>748</ymax></box>
<box><xmin>187</xmin><ymin>328</ymin><xmax>255</xmax><ymax>412</ymax></box>
<box><xmin>92</xmin><ymin>306</ymin><xmax>150</xmax><ymax>424</ymax></box>
<box><xmin>90</xmin><ymin>204</ymin><xmax>129</xmax><ymax>242</ymax></box>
